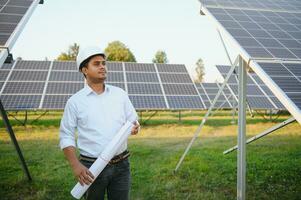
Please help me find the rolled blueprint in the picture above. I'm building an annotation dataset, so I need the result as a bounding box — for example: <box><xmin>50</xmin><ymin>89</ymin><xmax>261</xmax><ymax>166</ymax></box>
<box><xmin>70</xmin><ymin>121</ymin><xmax>135</xmax><ymax>199</ymax></box>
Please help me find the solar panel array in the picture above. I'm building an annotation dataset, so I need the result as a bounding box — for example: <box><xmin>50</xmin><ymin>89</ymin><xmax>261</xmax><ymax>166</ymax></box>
<box><xmin>195</xmin><ymin>82</ymin><xmax>233</xmax><ymax>108</ymax></box>
<box><xmin>200</xmin><ymin>0</ymin><xmax>301</xmax><ymax>123</ymax></box>
<box><xmin>216</xmin><ymin>65</ymin><xmax>286</xmax><ymax>110</ymax></box>
<box><xmin>0</xmin><ymin>0</ymin><xmax>38</xmax><ymax>46</ymax></box>
<box><xmin>0</xmin><ymin>60</ymin><xmax>205</xmax><ymax>110</ymax></box>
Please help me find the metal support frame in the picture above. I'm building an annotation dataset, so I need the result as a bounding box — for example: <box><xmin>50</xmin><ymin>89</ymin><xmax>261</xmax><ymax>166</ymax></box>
<box><xmin>216</xmin><ymin>29</ymin><xmax>254</xmax><ymax>119</ymax></box>
<box><xmin>237</xmin><ymin>56</ymin><xmax>247</xmax><ymax>200</ymax></box>
<box><xmin>7</xmin><ymin>110</ymin><xmax>48</xmax><ymax>126</ymax></box>
<box><xmin>174</xmin><ymin>56</ymin><xmax>240</xmax><ymax>172</ymax></box>
<box><xmin>0</xmin><ymin>100</ymin><xmax>32</xmax><ymax>181</ymax></box>
<box><xmin>223</xmin><ymin>117</ymin><xmax>295</xmax><ymax>154</ymax></box>
<box><xmin>140</xmin><ymin>111</ymin><xmax>158</xmax><ymax>125</ymax></box>
<box><xmin>231</xmin><ymin>95</ymin><xmax>237</xmax><ymax>124</ymax></box>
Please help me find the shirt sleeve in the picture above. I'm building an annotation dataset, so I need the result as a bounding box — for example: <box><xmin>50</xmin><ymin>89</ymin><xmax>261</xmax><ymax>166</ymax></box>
<box><xmin>59</xmin><ymin>99</ymin><xmax>77</xmax><ymax>149</ymax></box>
<box><xmin>124</xmin><ymin>93</ymin><xmax>138</xmax><ymax>123</ymax></box>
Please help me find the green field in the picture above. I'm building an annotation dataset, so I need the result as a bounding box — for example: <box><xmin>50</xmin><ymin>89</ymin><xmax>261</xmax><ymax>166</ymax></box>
<box><xmin>0</xmin><ymin>111</ymin><xmax>300</xmax><ymax>199</ymax></box>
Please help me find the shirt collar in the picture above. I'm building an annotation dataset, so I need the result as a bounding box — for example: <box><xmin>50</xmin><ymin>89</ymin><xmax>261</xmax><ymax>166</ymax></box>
<box><xmin>84</xmin><ymin>84</ymin><xmax>110</xmax><ymax>96</ymax></box>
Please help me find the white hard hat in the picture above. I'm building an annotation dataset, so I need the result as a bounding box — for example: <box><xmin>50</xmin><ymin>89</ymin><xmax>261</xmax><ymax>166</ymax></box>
<box><xmin>76</xmin><ymin>46</ymin><xmax>105</xmax><ymax>69</ymax></box>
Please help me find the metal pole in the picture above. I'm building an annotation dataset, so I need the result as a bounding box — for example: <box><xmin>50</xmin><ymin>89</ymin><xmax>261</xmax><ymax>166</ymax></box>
<box><xmin>0</xmin><ymin>100</ymin><xmax>32</xmax><ymax>181</ymax></box>
<box><xmin>237</xmin><ymin>56</ymin><xmax>246</xmax><ymax>200</ymax></box>
<box><xmin>24</xmin><ymin>110</ymin><xmax>28</xmax><ymax>126</ymax></box>
<box><xmin>231</xmin><ymin>95</ymin><xmax>236</xmax><ymax>124</ymax></box>
<box><xmin>224</xmin><ymin>117</ymin><xmax>295</xmax><ymax>154</ymax></box>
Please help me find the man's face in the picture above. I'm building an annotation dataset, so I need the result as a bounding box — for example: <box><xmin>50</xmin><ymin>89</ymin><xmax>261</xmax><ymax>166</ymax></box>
<box><xmin>83</xmin><ymin>55</ymin><xmax>107</xmax><ymax>81</ymax></box>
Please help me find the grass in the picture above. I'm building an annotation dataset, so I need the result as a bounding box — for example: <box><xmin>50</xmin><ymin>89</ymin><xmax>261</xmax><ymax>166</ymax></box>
<box><xmin>0</xmin><ymin>111</ymin><xmax>300</xmax><ymax>199</ymax></box>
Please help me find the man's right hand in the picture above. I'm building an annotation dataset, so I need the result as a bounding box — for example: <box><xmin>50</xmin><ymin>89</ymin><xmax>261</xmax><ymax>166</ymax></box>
<box><xmin>72</xmin><ymin>162</ymin><xmax>95</xmax><ymax>186</ymax></box>
<box><xmin>63</xmin><ymin>146</ymin><xmax>95</xmax><ymax>186</ymax></box>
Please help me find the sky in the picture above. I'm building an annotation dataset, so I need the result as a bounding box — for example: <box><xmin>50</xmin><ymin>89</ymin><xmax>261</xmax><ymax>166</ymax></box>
<box><xmin>11</xmin><ymin>0</ymin><xmax>238</xmax><ymax>82</ymax></box>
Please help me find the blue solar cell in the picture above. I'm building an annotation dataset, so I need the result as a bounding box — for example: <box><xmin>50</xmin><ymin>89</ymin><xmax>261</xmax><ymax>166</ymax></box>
<box><xmin>271</xmin><ymin>76</ymin><xmax>301</xmax><ymax>93</ymax></box>
<box><xmin>126</xmin><ymin>72</ymin><xmax>159</xmax><ymax>83</ymax></box>
<box><xmin>0</xmin><ymin>94</ymin><xmax>41</xmax><ymax>110</ymax></box>
<box><xmin>156</xmin><ymin>64</ymin><xmax>188</xmax><ymax>73</ymax></box>
<box><xmin>163</xmin><ymin>84</ymin><xmax>198</xmax><ymax>95</ymax></box>
<box><xmin>266</xmin><ymin>48</ymin><xmax>297</xmax><ymax>59</ymax></box>
<box><xmin>125</xmin><ymin>63</ymin><xmax>156</xmax><ymax>72</ymax></box>
<box><xmin>129</xmin><ymin>95</ymin><xmax>167</xmax><ymax>109</ymax></box>
<box><xmin>166</xmin><ymin>96</ymin><xmax>204</xmax><ymax>109</ymax></box>
<box><xmin>106</xmin><ymin>82</ymin><xmax>125</xmax><ymax>90</ymax></box>
<box><xmin>3</xmin><ymin>81</ymin><xmax>45</xmax><ymax>94</ymax></box>
<box><xmin>0</xmin><ymin>70</ymin><xmax>9</xmax><ymax>80</ymax></box>
<box><xmin>52</xmin><ymin>61</ymin><xmax>77</xmax><ymax>71</ymax></box>
<box><xmin>127</xmin><ymin>83</ymin><xmax>163</xmax><ymax>95</ymax></box>
<box><xmin>106</xmin><ymin>72</ymin><xmax>124</xmax><ymax>82</ymax></box>
<box><xmin>42</xmin><ymin>95</ymin><xmax>72</xmax><ymax>109</ymax></box>
<box><xmin>259</xmin><ymin>63</ymin><xmax>294</xmax><ymax>76</ymax></box>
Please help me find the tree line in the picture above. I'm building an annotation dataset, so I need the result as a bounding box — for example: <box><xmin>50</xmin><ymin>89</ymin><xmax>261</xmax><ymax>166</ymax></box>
<box><xmin>57</xmin><ymin>41</ymin><xmax>205</xmax><ymax>82</ymax></box>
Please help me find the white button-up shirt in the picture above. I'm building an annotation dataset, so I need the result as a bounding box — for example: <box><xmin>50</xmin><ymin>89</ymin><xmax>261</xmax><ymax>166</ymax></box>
<box><xmin>59</xmin><ymin>84</ymin><xmax>138</xmax><ymax>158</ymax></box>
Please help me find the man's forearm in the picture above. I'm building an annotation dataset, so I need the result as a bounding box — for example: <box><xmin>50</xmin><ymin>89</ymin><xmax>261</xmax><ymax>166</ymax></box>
<box><xmin>63</xmin><ymin>146</ymin><xmax>80</xmax><ymax>168</ymax></box>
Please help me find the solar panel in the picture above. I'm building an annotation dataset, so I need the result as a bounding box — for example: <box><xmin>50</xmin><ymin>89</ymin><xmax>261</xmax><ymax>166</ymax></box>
<box><xmin>0</xmin><ymin>60</ymin><xmax>205</xmax><ymax>110</ymax></box>
<box><xmin>0</xmin><ymin>81</ymin><xmax>4</xmax><ymax>91</ymax></box>
<box><xmin>42</xmin><ymin>95</ymin><xmax>72</xmax><ymax>109</ymax></box>
<box><xmin>106</xmin><ymin>62</ymin><xmax>123</xmax><ymax>71</ymax></box>
<box><xmin>2</xmin><ymin>81</ymin><xmax>45</xmax><ymax>94</ymax></box>
<box><xmin>106</xmin><ymin>82</ymin><xmax>125</xmax><ymax>90</ymax></box>
<box><xmin>216</xmin><ymin>65</ymin><xmax>283</xmax><ymax>109</ymax></box>
<box><xmin>0</xmin><ymin>69</ymin><xmax>10</xmax><ymax>80</ymax></box>
<box><xmin>49</xmin><ymin>71</ymin><xmax>83</xmax><ymax>82</ymax></box>
<box><xmin>156</xmin><ymin>64</ymin><xmax>188</xmax><ymax>73</ymax></box>
<box><xmin>14</xmin><ymin>60</ymin><xmax>51</xmax><ymax>70</ymax></box>
<box><xmin>129</xmin><ymin>95</ymin><xmax>167</xmax><ymax>109</ymax></box>
<box><xmin>127</xmin><ymin>83</ymin><xmax>163</xmax><ymax>95</ymax></box>
<box><xmin>0</xmin><ymin>61</ymin><xmax>14</xmax><ymax>69</ymax></box>
<box><xmin>125</xmin><ymin>63</ymin><xmax>156</xmax><ymax>72</ymax></box>
<box><xmin>159</xmin><ymin>73</ymin><xmax>192</xmax><ymax>83</ymax></box>
<box><xmin>197</xmin><ymin>82</ymin><xmax>233</xmax><ymax>109</ymax></box>
<box><xmin>9</xmin><ymin>70</ymin><xmax>48</xmax><ymax>81</ymax></box>
<box><xmin>106</xmin><ymin>72</ymin><xmax>124</xmax><ymax>82</ymax></box>
<box><xmin>201</xmin><ymin>0</ymin><xmax>301</xmax><ymax>12</ymax></box>
<box><xmin>166</xmin><ymin>96</ymin><xmax>204</xmax><ymax>109</ymax></box>
<box><xmin>46</xmin><ymin>82</ymin><xmax>84</xmax><ymax>94</ymax></box>
<box><xmin>204</xmin><ymin>6</ymin><xmax>301</xmax><ymax>60</ymax></box>
<box><xmin>0</xmin><ymin>0</ymin><xmax>39</xmax><ymax>46</ymax></box>
<box><xmin>0</xmin><ymin>94</ymin><xmax>41</xmax><ymax>110</ymax></box>
<box><xmin>126</xmin><ymin>72</ymin><xmax>159</xmax><ymax>83</ymax></box>
<box><xmin>163</xmin><ymin>84</ymin><xmax>198</xmax><ymax>95</ymax></box>
<box><xmin>52</xmin><ymin>61</ymin><xmax>77</xmax><ymax>71</ymax></box>
<box><xmin>258</xmin><ymin>61</ymin><xmax>301</xmax><ymax>108</ymax></box>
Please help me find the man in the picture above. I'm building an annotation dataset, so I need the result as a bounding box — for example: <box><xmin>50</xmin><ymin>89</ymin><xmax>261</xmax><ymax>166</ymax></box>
<box><xmin>59</xmin><ymin>46</ymin><xmax>140</xmax><ymax>200</ymax></box>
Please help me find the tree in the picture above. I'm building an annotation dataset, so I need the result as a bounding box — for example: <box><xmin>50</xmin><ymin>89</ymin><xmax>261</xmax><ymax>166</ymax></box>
<box><xmin>57</xmin><ymin>43</ymin><xmax>80</xmax><ymax>61</ymax></box>
<box><xmin>152</xmin><ymin>50</ymin><xmax>168</xmax><ymax>63</ymax></box>
<box><xmin>104</xmin><ymin>41</ymin><xmax>136</xmax><ymax>62</ymax></box>
<box><xmin>194</xmin><ymin>58</ymin><xmax>205</xmax><ymax>83</ymax></box>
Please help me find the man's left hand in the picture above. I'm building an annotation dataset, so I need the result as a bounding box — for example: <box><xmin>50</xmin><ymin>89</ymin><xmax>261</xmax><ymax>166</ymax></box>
<box><xmin>131</xmin><ymin>121</ymin><xmax>140</xmax><ymax>135</ymax></box>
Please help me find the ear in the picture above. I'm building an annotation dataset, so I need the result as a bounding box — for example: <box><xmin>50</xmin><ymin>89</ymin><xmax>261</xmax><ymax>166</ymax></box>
<box><xmin>81</xmin><ymin>67</ymin><xmax>88</xmax><ymax>75</ymax></box>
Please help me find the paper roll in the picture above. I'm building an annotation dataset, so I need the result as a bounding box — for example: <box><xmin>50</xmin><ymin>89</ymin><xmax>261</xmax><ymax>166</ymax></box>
<box><xmin>70</xmin><ymin>121</ymin><xmax>134</xmax><ymax>199</ymax></box>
